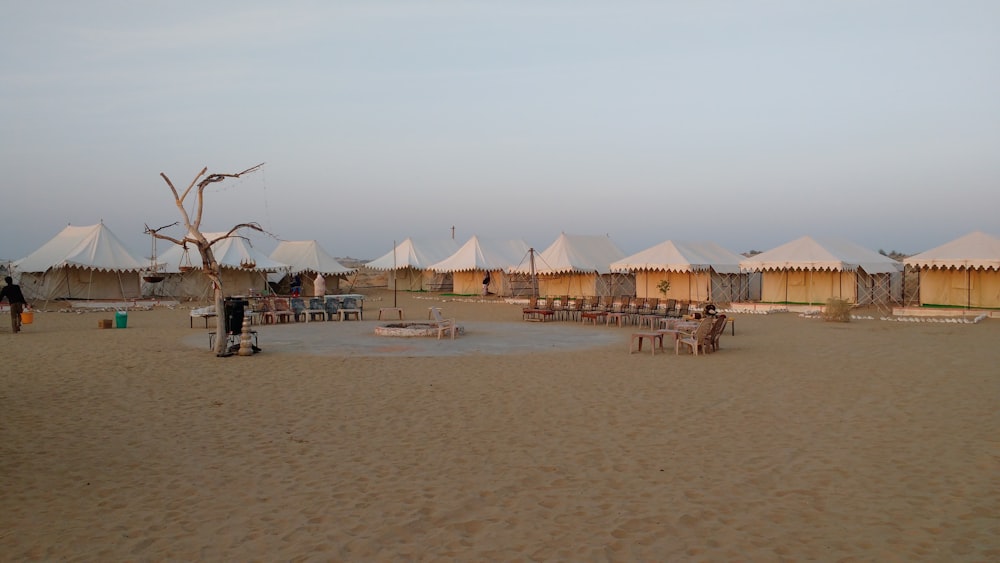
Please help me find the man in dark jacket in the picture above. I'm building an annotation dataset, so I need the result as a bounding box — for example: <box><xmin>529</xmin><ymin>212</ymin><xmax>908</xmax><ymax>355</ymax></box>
<box><xmin>0</xmin><ymin>276</ymin><xmax>27</xmax><ymax>333</ymax></box>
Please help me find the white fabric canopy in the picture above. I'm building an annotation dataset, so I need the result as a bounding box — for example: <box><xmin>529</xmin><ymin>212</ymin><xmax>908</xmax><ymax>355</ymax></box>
<box><xmin>903</xmin><ymin>231</ymin><xmax>1000</xmax><ymax>270</ymax></box>
<box><xmin>611</xmin><ymin>240</ymin><xmax>743</xmax><ymax>274</ymax></box>
<box><xmin>740</xmin><ymin>236</ymin><xmax>901</xmax><ymax>274</ymax></box>
<box><xmin>14</xmin><ymin>223</ymin><xmax>145</xmax><ymax>273</ymax></box>
<box><xmin>365</xmin><ymin>238</ymin><xmax>460</xmax><ymax>271</ymax></box>
<box><xmin>157</xmin><ymin>231</ymin><xmax>288</xmax><ymax>273</ymax></box>
<box><xmin>511</xmin><ymin>233</ymin><xmax>625</xmax><ymax>274</ymax></box>
<box><xmin>428</xmin><ymin>236</ymin><xmax>530</xmax><ymax>272</ymax></box>
<box><xmin>268</xmin><ymin>240</ymin><xmax>354</xmax><ymax>275</ymax></box>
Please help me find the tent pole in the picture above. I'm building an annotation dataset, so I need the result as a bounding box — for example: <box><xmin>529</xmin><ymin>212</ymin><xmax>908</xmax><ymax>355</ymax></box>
<box><xmin>392</xmin><ymin>240</ymin><xmax>397</xmax><ymax>308</ymax></box>
<box><xmin>967</xmin><ymin>268</ymin><xmax>971</xmax><ymax>309</ymax></box>
<box><xmin>529</xmin><ymin>248</ymin><xmax>537</xmax><ymax>298</ymax></box>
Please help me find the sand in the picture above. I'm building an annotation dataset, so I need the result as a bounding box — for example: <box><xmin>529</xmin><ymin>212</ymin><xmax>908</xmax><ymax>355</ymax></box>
<box><xmin>1</xmin><ymin>291</ymin><xmax>998</xmax><ymax>561</ymax></box>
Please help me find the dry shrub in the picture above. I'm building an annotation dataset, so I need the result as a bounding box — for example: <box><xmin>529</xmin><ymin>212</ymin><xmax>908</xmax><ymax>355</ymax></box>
<box><xmin>823</xmin><ymin>297</ymin><xmax>852</xmax><ymax>322</ymax></box>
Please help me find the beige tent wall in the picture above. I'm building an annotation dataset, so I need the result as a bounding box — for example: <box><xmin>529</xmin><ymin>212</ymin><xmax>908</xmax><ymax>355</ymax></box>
<box><xmin>538</xmin><ymin>274</ymin><xmax>597</xmax><ymax>297</ymax></box>
<box><xmin>449</xmin><ymin>270</ymin><xmax>512</xmax><ymax>295</ymax></box>
<box><xmin>918</xmin><ymin>268</ymin><xmax>1000</xmax><ymax>308</ymax></box>
<box><xmin>150</xmin><ymin>269</ymin><xmax>272</xmax><ymax>300</ymax></box>
<box><xmin>635</xmin><ymin>271</ymin><xmax>712</xmax><ymax>302</ymax></box>
<box><xmin>760</xmin><ymin>270</ymin><xmax>858</xmax><ymax>304</ymax></box>
<box><xmin>537</xmin><ymin>273</ymin><xmax>631</xmax><ymax>297</ymax></box>
<box><xmin>20</xmin><ymin>267</ymin><xmax>141</xmax><ymax>301</ymax></box>
<box><xmin>386</xmin><ymin>268</ymin><xmax>451</xmax><ymax>292</ymax></box>
<box><xmin>538</xmin><ymin>273</ymin><xmax>598</xmax><ymax>297</ymax></box>
<box><xmin>388</xmin><ymin>268</ymin><xmax>422</xmax><ymax>291</ymax></box>
<box><xmin>637</xmin><ymin>271</ymin><xmax>746</xmax><ymax>303</ymax></box>
<box><xmin>452</xmin><ymin>271</ymin><xmax>481</xmax><ymax>295</ymax></box>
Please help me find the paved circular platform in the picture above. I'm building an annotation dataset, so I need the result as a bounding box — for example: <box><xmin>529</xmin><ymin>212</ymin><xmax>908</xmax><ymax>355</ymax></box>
<box><xmin>186</xmin><ymin>320</ymin><xmax>624</xmax><ymax>357</ymax></box>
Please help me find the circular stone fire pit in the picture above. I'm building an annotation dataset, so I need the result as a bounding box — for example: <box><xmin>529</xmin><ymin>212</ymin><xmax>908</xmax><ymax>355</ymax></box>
<box><xmin>374</xmin><ymin>322</ymin><xmax>465</xmax><ymax>337</ymax></box>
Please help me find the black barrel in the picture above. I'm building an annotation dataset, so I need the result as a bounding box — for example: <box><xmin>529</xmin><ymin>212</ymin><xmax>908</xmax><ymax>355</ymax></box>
<box><xmin>224</xmin><ymin>297</ymin><xmax>248</xmax><ymax>335</ymax></box>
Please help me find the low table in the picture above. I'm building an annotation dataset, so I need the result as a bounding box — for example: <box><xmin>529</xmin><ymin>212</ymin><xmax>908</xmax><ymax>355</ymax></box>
<box><xmin>378</xmin><ymin>307</ymin><xmax>404</xmax><ymax>320</ymax></box>
<box><xmin>581</xmin><ymin>311</ymin><xmax>608</xmax><ymax>325</ymax></box>
<box><xmin>629</xmin><ymin>331</ymin><xmax>665</xmax><ymax>355</ymax></box>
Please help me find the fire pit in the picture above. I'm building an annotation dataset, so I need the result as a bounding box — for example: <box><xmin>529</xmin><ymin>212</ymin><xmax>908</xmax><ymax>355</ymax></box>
<box><xmin>374</xmin><ymin>322</ymin><xmax>464</xmax><ymax>337</ymax></box>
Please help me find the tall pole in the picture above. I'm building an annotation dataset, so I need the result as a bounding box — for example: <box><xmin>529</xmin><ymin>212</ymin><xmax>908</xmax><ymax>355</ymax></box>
<box><xmin>392</xmin><ymin>240</ymin><xmax>397</xmax><ymax>308</ymax></box>
<box><xmin>529</xmin><ymin>248</ymin><xmax>537</xmax><ymax>298</ymax></box>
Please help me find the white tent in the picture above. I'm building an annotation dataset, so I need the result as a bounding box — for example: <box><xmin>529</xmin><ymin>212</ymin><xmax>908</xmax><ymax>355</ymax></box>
<box><xmin>268</xmin><ymin>240</ymin><xmax>355</xmax><ymax>295</ymax></box>
<box><xmin>365</xmin><ymin>238</ymin><xmax>460</xmax><ymax>291</ymax></box>
<box><xmin>611</xmin><ymin>240</ymin><xmax>747</xmax><ymax>302</ymax></box>
<box><xmin>512</xmin><ymin>233</ymin><xmax>630</xmax><ymax>297</ymax></box>
<box><xmin>429</xmin><ymin>235</ymin><xmax>531</xmax><ymax>295</ymax></box>
<box><xmin>740</xmin><ymin>236</ymin><xmax>902</xmax><ymax>305</ymax></box>
<box><xmin>151</xmin><ymin>231</ymin><xmax>288</xmax><ymax>299</ymax></box>
<box><xmin>14</xmin><ymin>223</ymin><xmax>145</xmax><ymax>301</ymax></box>
<box><xmin>903</xmin><ymin>231</ymin><xmax>1000</xmax><ymax>309</ymax></box>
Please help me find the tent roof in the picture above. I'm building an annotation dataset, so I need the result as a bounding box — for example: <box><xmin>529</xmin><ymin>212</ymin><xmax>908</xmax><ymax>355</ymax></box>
<box><xmin>513</xmin><ymin>233</ymin><xmax>626</xmax><ymax>274</ymax></box>
<box><xmin>157</xmin><ymin>231</ymin><xmax>288</xmax><ymax>273</ymax></box>
<box><xmin>611</xmin><ymin>240</ymin><xmax>743</xmax><ymax>274</ymax></box>
<box><xmin>268</xmin><ymin>240</ymin><xmax>354</xmax><ymax>275</ymax></box>
<box><xmin>903</xmin><ymin>231</ymin><xmax>1000</xmax><ymax>270</ymax></box>
<box><xmin>14</xmin><ymin>223</ymin><xmax>145</xmax><ymax>273</ymax></box>
<box><xmin>429</xmin><ymin>235</ymin><xmax>531</xmax><ymax>272</ymax></box>
<box><xmin>365</xmin><ymin>238</ymin><xmax>461</xmax><ymax>271</ymax></box>
<box><xmin>740</xmin><ymin>235</ymin><xmax>902</xmax><ymax>274</ymax></box>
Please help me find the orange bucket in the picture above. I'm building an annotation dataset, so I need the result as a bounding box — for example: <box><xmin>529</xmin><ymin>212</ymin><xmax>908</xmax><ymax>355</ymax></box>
<box><xmin>20</xmin><ymin>310</ymin><xmax>34</xmax><ymax>325</ymax></box>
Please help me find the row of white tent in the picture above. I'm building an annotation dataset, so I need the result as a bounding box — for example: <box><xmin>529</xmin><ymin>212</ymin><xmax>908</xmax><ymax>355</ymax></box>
<box><xmin>8</xmin><ymin>223</ymin><xmax>354</xmax><ymax>301</ymax></box>
<box><xmin>7</xmin><ymin>223</ymin><xmax>1000</xmax><ymax>309</ymax></box>
<box><xmin>365</xmin><ymin>231</ymin><xmax>1000</xmax><ymax>308</ymax></box>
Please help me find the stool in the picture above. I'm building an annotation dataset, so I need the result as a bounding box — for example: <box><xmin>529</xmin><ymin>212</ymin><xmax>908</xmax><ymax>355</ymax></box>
<box><xmin>379</xmin><ymin>307</ymin><xmax>404</xmax><ymax>320</ymax></box>
<box><xmin>629</xmin><ymin>331</ymin><xmax>664</xmax><ymax>355</ymax></box>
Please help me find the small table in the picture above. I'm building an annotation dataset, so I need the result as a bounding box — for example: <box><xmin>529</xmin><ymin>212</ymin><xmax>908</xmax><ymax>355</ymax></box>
<box><xmin>581</xmin><ymin>311</ymin><xmax>608</xmax><ymax>325</ymax></box>
<box><xmin>339</xmin><ymin>309</ymin><xmax>361</xmax><ymax>321</ymax></box>
<box><xmin>606</xmin><ymin>312</ymin><xmax>628</xmax><ymax>327</ymax></box>
<box><xmin>630</xmin><ymin>331</ymin><xmax>665</xmax><ymax>355</ymax></box>
<box><xmin>379</xmin><ymin>307</ymin><xmax>404</xmax><ymax>320</ymax></box>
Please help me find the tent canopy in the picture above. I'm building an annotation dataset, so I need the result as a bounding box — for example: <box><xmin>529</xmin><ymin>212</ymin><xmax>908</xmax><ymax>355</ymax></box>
<box><xmin>903</xmin><ymin>231</ymin><xmax>1000</xmax><ymax>271</ymax></box>
<box><xmin>611</xmin><ymin>240</ymin><xmax>742</xmax><ymax>274</ymax></box>
<box><xmin>429</xmin><ymin>236</ymin><xmax>530</xmax><ymax>272</ymax></box>
<box><xmin>740</xmin><ymin>235</ymin><xmax>902</xmax><ymax>274</ymax></box>
<box><xmin>268</xmin><ymin>240</ymin><xmax>354</xmax><ymax>275</ymax></box>
<box><xmin>157</xmin><ymin>231</ymin><xmax>288</xmax><ymax>273</ymax></box>
<box><xmin>512</xmin><ymin>233</ymin><xmax>626</xmax><ymax>274</ymax></box>
<box><xmin>14</xmin><ymin>223</ymin><xmax>145</xmax><ymax>273</ymax></box>
<box><xmin>365</xmin><ymin>238</ymin><xmax>460</xmax><ymax>271</ymax></box>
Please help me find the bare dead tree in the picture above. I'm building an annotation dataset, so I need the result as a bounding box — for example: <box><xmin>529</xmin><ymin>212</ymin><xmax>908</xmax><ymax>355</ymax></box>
<box><xmin>148</xmin><ymin>163</ymin><xmax>266</xmax><ymax>356</ymax></box>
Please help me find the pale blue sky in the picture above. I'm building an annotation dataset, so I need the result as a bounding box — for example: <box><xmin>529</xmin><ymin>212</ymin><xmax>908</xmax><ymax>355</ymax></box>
<box><xmin>2</xmin><ymin>0</ymin><xmax>998</xmax><ymax>262</ymax></box>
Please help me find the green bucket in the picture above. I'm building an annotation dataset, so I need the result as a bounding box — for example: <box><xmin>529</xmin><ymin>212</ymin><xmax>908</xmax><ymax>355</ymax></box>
<box><xmin>115</xmin><ymin>310</ymin><xmax>128</xmax><ymax>328</ymax></box>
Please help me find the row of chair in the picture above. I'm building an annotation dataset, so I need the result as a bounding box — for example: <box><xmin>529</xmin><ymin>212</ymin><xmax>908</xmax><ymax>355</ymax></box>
<box><xmin>257</xmin><ymin>296</ymin><xmax>363</xmax><ymax>324</ymax></box>
<box><xmin>523</xmin><ymin>296</ymin><xmax>694</xmax><ymax>326</ymax></box>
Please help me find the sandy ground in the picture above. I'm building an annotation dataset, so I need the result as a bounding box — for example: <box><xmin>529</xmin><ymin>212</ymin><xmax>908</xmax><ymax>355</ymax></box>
<box><xmin>1</xmin><ymin>290</ymin><xmax>998</xmax><ymax>562</ymax></box>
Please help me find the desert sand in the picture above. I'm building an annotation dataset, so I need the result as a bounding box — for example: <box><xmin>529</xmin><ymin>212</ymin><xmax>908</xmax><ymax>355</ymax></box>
<box><xmin>1</xmin><ymin>291</ymin><xmax>998</xmax><ymax>561</ymax></box>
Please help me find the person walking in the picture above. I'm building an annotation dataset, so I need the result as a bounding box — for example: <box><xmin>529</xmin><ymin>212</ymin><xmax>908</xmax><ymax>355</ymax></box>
<box><xmin>1</xmin><ymin>276</ymin><xmax>28</xmax><ymax>333</ymax></box>
<box><xmin>482</xmin><ymin>272</ymin><xmax>491</xmax><ymax>297</ymax></box>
